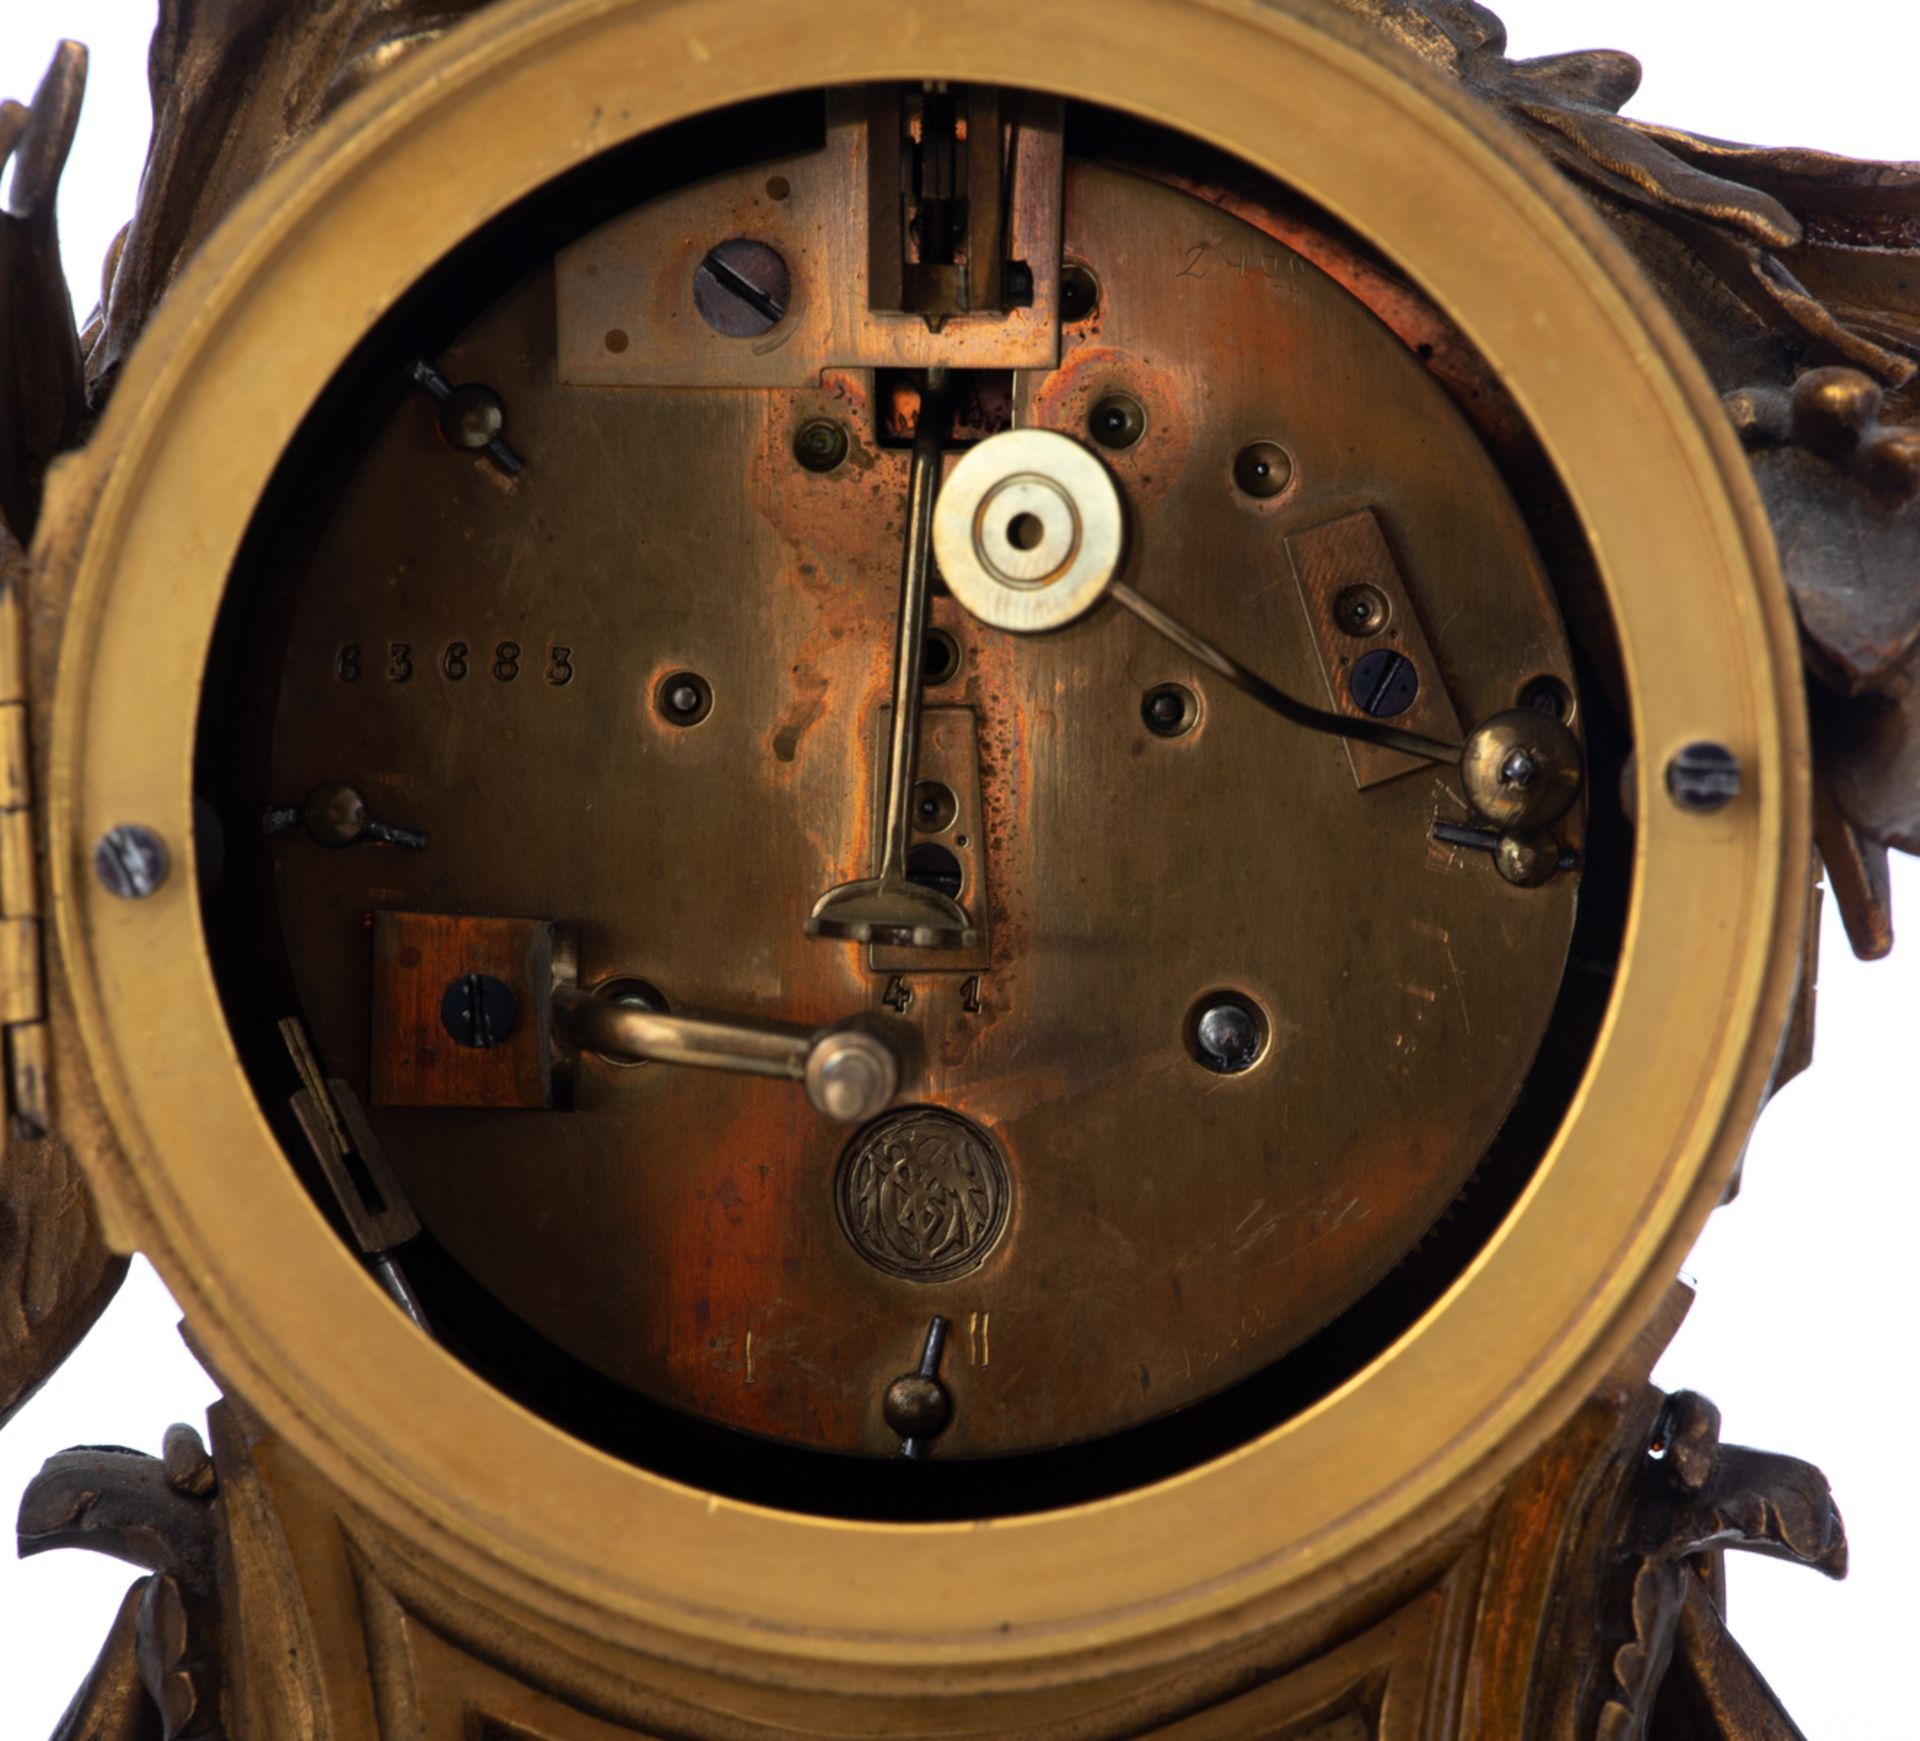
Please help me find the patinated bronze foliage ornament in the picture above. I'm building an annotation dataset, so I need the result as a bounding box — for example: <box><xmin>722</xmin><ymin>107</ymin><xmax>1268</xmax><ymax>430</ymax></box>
<box><xmin>1331</xmin><ymin>0</ymin><xmax>1920</xmax><ymax>962</ymax></box>
<box><xmin>0</xmin><ymin>0</ymin><xmax>1911</xmax><ymax>1735</ymax></box>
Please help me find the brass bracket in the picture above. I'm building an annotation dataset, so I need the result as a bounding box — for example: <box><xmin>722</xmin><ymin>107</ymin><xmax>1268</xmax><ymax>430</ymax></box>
<box><xmin>555</xmin><ymin>88</ymin><xmax>1065</xmax><ymax>387</ymax></box>
<box><xmin>1285</xmin><ymin>508</ymin><xmax>1465</xmax><ymax>791</ymax></box>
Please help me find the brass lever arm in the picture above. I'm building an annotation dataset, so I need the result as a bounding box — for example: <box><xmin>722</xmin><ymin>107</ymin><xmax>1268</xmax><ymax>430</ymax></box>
<box><xmin>1109</xmin><ymin>582</ymin><xmax>1462</xmax><ymax>765</ymax></box>
<box><xmin>551</xmin><ymin>986</ymin><xmax>899</xmax><ymax>1124</ymax></box>
<box><xmin>1112</xmin><ymin>580</ymin><xmax>1579</xmax><ymax>825</ymax></box>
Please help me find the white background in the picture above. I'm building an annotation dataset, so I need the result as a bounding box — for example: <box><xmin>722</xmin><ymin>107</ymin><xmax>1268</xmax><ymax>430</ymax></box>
<box><xmin>1</xmin><ymin>3</ymin><xmax>1915</xmax><ymax>1734</ymax></box>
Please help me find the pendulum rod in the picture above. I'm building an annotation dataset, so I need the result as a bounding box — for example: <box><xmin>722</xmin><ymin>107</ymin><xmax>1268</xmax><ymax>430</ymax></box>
<box><xmin>879</xmin><ymin>367</ymin><xmax>950</xmax><ymax>887</ymax></box>
<box><xmin>807</xmin><ymin>367</ymin><xmax>980</xmax><ymax>949</ymax></box>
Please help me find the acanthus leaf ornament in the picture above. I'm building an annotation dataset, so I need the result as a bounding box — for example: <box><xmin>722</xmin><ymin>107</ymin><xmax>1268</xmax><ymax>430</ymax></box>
<box><xmin>1333</xmin><ymin>0</ymin><xmax>1920</xmax><ymax>958</ymax></box>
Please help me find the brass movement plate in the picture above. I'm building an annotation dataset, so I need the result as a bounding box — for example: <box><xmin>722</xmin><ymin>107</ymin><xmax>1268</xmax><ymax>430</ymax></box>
<box><xmin>244</xmin><ymin>160</ymin><xmax>1577</xmax><ymax>1459</ymax></box>
<box><xmin>39</xmin><ymin>0</ymin><xmax>1807</xmax><ymax>1699</ymax></box>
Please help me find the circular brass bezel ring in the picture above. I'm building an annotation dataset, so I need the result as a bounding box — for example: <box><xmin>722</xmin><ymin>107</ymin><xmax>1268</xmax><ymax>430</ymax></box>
<box><xmin>42</xmin><ymin>0</ymin><xmax>1809</xmax><ymax>1703</ymax></box>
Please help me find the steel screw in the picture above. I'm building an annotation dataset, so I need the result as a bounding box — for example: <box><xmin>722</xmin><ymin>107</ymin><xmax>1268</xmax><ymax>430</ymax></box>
<box><xmin>794</xmin><ymin>418</ymin><xmax>849</xmax><ymax>472</ymax></box>
<box><xmin>1233</xmin><ymin>440</ymin><xmax>1294</xmax><ymax>499</ymax></box>
<box><xmin>1191</xmin><ymin>996</ymin><xmax>1267</xmax><ymax>1074</ymax></box>
<box><xmin>693</xmin><ymin>238</ymin><xmax>791</xmax><ymax>338</ymax></box>
<box><xmin>1059</xmin><ymin>262</ymin><xmax>1100</xmax><ymax>323</ymax></box>
<box><xmin>302</xmin><ymin>782</ymin><xmax>370</xmax><ymax>847</ymax></box>
<box><xmin>440</xmin><ymin>973</ymin><xmax>519</xmax><ymax>1049</ymax></box>
<box><xmin>93</xmin><ymin>825</ymin><xmax>170</xmax><ymax>900</ymax></box>
<box><xmin>1500</xmin><ymin>749</ymin><xmax>1538</xmax><ymax>789</ymax></box>
<box><xmin>656</xmin><ymin>671</ymin><xmax>713</xmax><ymax>727</ymax></box>
<box><xmin>1666</xmin><ymin>742</ymin><xmax>1742</xmax><ymax>814</ymax></box>
<box><xmin>912</xmin><ymin>781</ymin><xmax>958</xmax><ymax>833</ymax></box>
<box><xmin>1348</xmin><ymin>648</ymin><xmax>1420</xmax><ymax>720</ymax></box>
<box><xmin>1334</xmin><ymin>584</ymin><xmax>1390</xmax><ymax>638</ymax></box>
<box><xmin>1089</xmin><ymin>394</ymin><xmax>1146</xmax><ymax>451</ymax></box>
<box><xmin>1143</xmin><ymin>683</ymin><xmax>1198</xmax><ymax>739</ymax></box>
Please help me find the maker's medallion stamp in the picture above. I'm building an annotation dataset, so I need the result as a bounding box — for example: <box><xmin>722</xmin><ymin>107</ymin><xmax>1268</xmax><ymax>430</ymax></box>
<box><xmin>836</xmin><ymin>1108</ymin><xmax>1009</xmax><ymax>1282</ymax></box>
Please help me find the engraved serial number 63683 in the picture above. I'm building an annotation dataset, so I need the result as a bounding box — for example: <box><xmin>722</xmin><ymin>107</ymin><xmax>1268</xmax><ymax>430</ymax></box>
<box><xmin>335</xmin><ymin>640</ymin><xmax>576</xmax><ymax>686</ymax></box>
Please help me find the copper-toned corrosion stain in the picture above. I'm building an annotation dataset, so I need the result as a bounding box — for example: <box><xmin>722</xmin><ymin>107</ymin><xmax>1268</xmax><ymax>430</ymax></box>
<box><xmin>251</xmin><ymin>158</ymin><xmax>1579</xmax><ymax>1458</ymax></box>
<box><xmin>369</xmin><ymin>912</ymin><xmax>555</xmax><ymax>1108</ymax></box>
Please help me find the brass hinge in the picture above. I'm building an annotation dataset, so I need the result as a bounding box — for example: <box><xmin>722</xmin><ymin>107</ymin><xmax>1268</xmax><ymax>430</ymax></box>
<box><xmin>0</xmin><ymin>539</ymin><xmax>48</xmax><ymax>1138</ymax></box>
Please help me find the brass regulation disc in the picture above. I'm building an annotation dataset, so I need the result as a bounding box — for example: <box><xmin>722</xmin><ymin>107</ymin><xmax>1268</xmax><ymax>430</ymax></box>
<box><xmin>933</xmin><ymin>428</ymin><xmax>1126</xmax><ymax>632</ymax></box>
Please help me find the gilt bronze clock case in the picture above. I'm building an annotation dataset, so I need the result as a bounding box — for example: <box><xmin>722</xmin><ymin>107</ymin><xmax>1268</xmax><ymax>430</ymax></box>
<box><xmin>24</xmin><ymin>0</ymin><xmax>1813</xmax><ymax>1731</ymax></box>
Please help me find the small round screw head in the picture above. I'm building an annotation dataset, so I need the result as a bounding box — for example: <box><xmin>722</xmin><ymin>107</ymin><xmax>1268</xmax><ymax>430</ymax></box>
<box><xmin>655</xmin><ymin>671</ymin><xmax>713</xmax><ymax>727</ymax></box>
<box><xmin>1461</xmin><ymin>710</ymin><xmax>1583</xmax><ymax>831</ymax></box>
<box><xmin>883</xmin><ymin>1373</ymin><xmax>952</xmax><ymax>1440</ymax></box>
<box><xmin>1334</xmin><ymin>584</ymin><xmax>1390</xmax><ymax>638</ymax></box>
<box><xmin>440</xmin><ymin>973</ymin><xmax>519</xmax><ymax>1050</ymax></box>
<box><xmin>1495</xmin><ymin>833</ymin><xmax>1559</xmax><ymax>888</ymax></box>
<box><xmin>1191</xmin><ymin>996</ymin><xmax>1267</xmax><ymax>1075</ymax></box>
<box><xmin>1666</xmin><ymin>742</ymin><xmax>1742</xmax><ymax>814</ymax></box>
<box><xmin>794</xmin><ymin>418</ymin><xmax>849</xmax><ymax>473</ymax></box>
<box><xmin>1865</xmin><ymin>427</ymin><xmax>1920</xmax><ymax>499</ymax></box>
<box><xmin>1233</xmin><ymin>441</ymin><xmax>1294</xmax><ymax>499</ymax></box>
<box><xmin>1789</xmin><ymin>366</ymin><xmax>1882</xmax><ymax>455</ymax></box>
<box><xmin>94</xmin><ymin>825</ymin><xmax>170</xmax><ymax>900</ymax></box>
<box><xmin>1088</xmin><ymin>394</ymin><xmax>1146</xmax><ymax>451</ymax></box>
<box><xmin>693</xmin><ymin>238</ymin><xmax>791</xmax><ymax>338</ymax></box>
<box><xmin>438</xmin><ymin>383</ymin><xmax>505</xmax><ymax>451</ymax></box>
<box><xmin>1059</xmin><ymin>261</ymin><xmax>1100</xmax><ymax>323</ymax></box>
<box><xmin>301</xmin><ymin>782</ymin><xmax>369</xmax><ymax>847</ymax></box>
<box><xmin>1142</xmin><ymin>683</ymin><xmax>1198</xmax><ymax>739</ymax></box>
<box><xmin>1348</xmin><ymin>648</ymin><xmax>1420</xmax><ymax>719</ymax></box>
<box><xmin>911</xmin><ymin>780</ymin><xmax>958</xmax><ymax>834</ymax></box>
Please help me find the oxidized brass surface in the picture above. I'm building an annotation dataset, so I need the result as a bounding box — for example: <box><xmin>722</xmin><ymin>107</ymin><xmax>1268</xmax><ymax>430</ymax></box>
<box><xmin>32</xmin><ymin>0</ymin><xmax>1811</xmax><ymax>1702</ymax></box>
<box><xmin>555</xmin><ymin>91</ymin><xmax>1067</xmax><ymax>386</ymax></box>
<box><xmin>369</xmin><ymin>911</ymin><xmax>556</xmax><ymax>1108</ymax></box>
<box><xmin>1285</xmin><ymin>509</ymin><xmax>1471</xmax><ymax>791</ymax></box>
<box><xmin>235</xmin><ymin>155</ymin><xmax>1579</xmax><ymax>1459</ymax></box>
<box><xmin>13</xmin><ymin>0</ymin><xmax>1920</xmax><ymax>1730</ymax></box>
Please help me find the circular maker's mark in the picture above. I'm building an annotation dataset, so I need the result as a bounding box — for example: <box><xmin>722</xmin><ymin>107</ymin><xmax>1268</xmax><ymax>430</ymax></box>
<box><xmin>837</xmin><ymin>1109</ymin><xmax>1010</xmax><ymax>1283</ymax></box>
